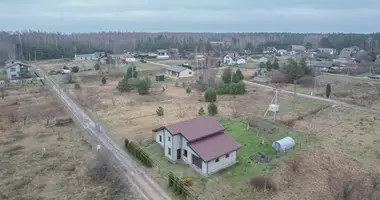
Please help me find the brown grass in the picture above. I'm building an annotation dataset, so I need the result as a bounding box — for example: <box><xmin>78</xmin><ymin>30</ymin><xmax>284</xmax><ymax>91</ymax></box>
<box><xmin>0</xmin><ymin>87</ymin><xmax>139</xmax><ymax>200</ymax></box>
<box><xmin>249</xmin><ymin>176</ymin><xmax>277</xmax><ymax>192</ymax></box>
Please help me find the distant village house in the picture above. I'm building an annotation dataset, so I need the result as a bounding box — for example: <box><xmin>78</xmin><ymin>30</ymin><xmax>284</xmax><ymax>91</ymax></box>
<box><xmin>4</xmin><ymin>60</ymin><xmax>32</xmax><ymax>80</ymax></box>
<box><xmin>166</xmin><ymin>65</ymin><xmax>194</xmax><ymax>78</ymax></box>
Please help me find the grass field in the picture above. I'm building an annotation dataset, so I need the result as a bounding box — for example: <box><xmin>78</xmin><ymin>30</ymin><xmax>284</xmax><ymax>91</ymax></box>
<box><xmin>143</xmin><ymin>117</ymin><xmax>316</xmax><ymax>200</ymax></box>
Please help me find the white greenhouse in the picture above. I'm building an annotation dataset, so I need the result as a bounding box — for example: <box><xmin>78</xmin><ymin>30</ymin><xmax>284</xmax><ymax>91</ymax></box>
<box><xmin>272</xmin><ymin>136</ymin><xmax>295</xmax><ymax>152</ymax></box>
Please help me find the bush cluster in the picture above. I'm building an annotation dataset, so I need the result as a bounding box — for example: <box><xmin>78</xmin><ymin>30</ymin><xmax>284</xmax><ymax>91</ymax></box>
<box><xmin>168</xmin><ymin>173</ymin><xmax>190</xmax><ymax>197</ymax></box>
<box><xmin>156</xmin><ymin>106</ymin><xmax>164</xmax><ymax>116</ymax></box>
<box><xmin>125</xmin><ymin>141</ymin><xmax>153</xmax><ymax>168</ymax></box>
<box><xmin>216</xmin><ymin>81</ymin><xmax>245</xmax><ymax>95</ymax></box>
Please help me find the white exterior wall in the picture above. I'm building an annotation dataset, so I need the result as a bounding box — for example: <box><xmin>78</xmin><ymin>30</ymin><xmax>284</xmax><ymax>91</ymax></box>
<box><xmin>181</xmin><ymin>137</ymin><xmax>207</xmax><ymax>175</ymax></box>
<box><xmin>172</xmin><ymin>134</ymin><xmax>182</xmax><ymax>161</ymax></box>
<box><xmin>223</xmin><ymin>56</ymin><xmax>233</xmax><ymax>64</ymax></box>
<box><xmin>6</xmin><ymin>64</ymin><xmax>21</xmax><ymax>79</ymax></box>
<box><xmin>75</xmin><ymin>54</ymin><xmax>97</xmax><ymax>60</ymax></box>
<box><xmin>125</xmin><ymin>58</ymin><xmax>137</xmax><ymax>62</ymax></box>
<box><xmin>155</xmin><ymin>130</ymin><xmax>164</xmax><ymax>147</ymax></box>
<box><xmin>178</xmin><ymin>69</ymin><xmax>194</xmax><ymax>78</ymax></box>
<box><xmin>236</xmin><ymin>59</ymin><xmax>246</xmax><ymax>64</ymax></box>
<box><xmin>207</xmin><ymin>151</ymin><xmax>237</xmax><ymax>175</ymax></box>
<box><xmin>163</xmin><ymin>129</ymin><xmax>173</xmax><ymax>161</ymax></box>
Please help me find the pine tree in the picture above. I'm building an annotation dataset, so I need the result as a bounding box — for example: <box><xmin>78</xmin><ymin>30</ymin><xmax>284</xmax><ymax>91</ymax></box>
<box><xmin>208</xmin><ymin>102</ymin><xmax>218</xmax><ymax>116</ymax></box>
<box><xmin>235</xmin><ymin>69</ymin><xmax>244</xmax><ymax>81</ymax></box>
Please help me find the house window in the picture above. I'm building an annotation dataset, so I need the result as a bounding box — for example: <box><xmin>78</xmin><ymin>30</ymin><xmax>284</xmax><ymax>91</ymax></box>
<box><xmin>168</xmin><ymin>148</ymin><xmax>171</xmax><ymax>155</ymax></box>
<box><xmin>226</xmin><ymin>153</ymin><xmax>229</xmax><ymax>158</ymax></box>
<box><xmin>183</xmin><ymin>149</ymin><xmax>188</xmax><ymax>157</ymax></box>
<box><xmin>168</xmin><ymin>136</ymin><xmax>171</xmax><ymax>142</ymax></box>
<box><xmin>159</xmin><ymin>135</ymin><xmax>162</xmax><ymax>142</ymax></box>
<box><xmin>11</xmin><ymin>74</ymin><xmax>16</xmax><ymax>78</ymax></box>
<box><xmin>215</xmin><ymin>157</ymin><xmax>219</xmax><ymax>163</ymax></box>
<box><xmin>189</xmin><ymin>71</ymin><xmax>192</xmax><ymax>74</ymax></box>
<box><xmin>10</xmin><ymin>68</ymin><xmax>16</xmax><ymax>72</ymax></box>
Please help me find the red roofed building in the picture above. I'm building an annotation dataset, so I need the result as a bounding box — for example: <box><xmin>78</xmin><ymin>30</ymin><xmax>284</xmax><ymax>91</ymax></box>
<box><xmin>153</xmin><ymin>116</ymin><xmax>240</xmax><ymax>176</ymax></box>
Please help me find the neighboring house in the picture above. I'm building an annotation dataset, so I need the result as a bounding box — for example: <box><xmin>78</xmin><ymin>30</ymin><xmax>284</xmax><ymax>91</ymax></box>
<box><xmin>152</xmin><ymin>116</ymin><xmax>241</xmax><ymax>176</ymax></box>
<box><xmin>258</xmin><ymin>57</ymin><xmax>268</xmax><ymax>63</ymax></box>
<box><xmin>339</xmin><ymin>47</ymin><xmax>358</xmax><ymax>59</ymax></box>
<box><xmin>315</xmin><ymin>51</ymin><xmax>333</xmax><ymax>59</ymax></box>
<box><xmin>223</xmin><ymin>53</ymin><xmax>245</xmax><ymax>65</ymax></box>
<box><xmin>156</xmin><ymin>49</ymin><xmax>169</xmax><ymax>59</ymax></box>
<box><xmin>4</xmin><ymin>61</ymin><xmax>31</xmax><ymax>80</ymax></box>
<box><xmin>75</xmin><ymin>53</ymin><xmax>98</xmax><ymax>60</ymax></box>
<box><xmin>277</xmin><ymin>49</ymin><xmax>287</xmax><ymax>55</ymax></box>
<box><xmin>317</xmin><ymin>48</ymin><xmax>336</xmax><ymax>55</ymax></box>
<box><xmin>263</xmin><ymin>47</ymin><xmax>277</xmax><ymax>54</ymax></box>
<box><xmin>291</xmin><ymin>45</ymin><xmax>306</xmax><ymax>52</ymax></box>
<box><xmin>166</xmin><ymin>65</ymin><xmax>194</xmax><ymax>78</ymax></box>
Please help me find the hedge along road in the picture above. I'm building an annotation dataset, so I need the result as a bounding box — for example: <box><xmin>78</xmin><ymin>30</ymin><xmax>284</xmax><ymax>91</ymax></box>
<box><xmin>32</xmin><ymin>64</ymin><xmax>172</xmax><ymax>200</ymax></box>
<box><xmin>146</xmin><ymin>60</ymin><xmax>380</xmax><ymax>115</ymax></box>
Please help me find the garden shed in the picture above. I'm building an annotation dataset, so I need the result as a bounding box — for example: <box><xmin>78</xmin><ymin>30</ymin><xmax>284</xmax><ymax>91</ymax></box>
<box><xmin>272</xmin><ymin>137</ymin><xmax>295</xmax><ymax>152</ymax></box>
<box><xmin>155</xmin><ymin>73</ymin><xmax>165</xmax><ymax>82</ymax></box>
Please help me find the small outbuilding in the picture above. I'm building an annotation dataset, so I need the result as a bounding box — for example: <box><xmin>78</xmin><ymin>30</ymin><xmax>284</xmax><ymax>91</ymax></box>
<box><xmin>155</xmin><ymin>73</ymin><xmax>165</xmax><ymax>82</ymax></box>
<box><xmin>272</xmin><ymin>136</ymin><xmax>295</xmax><ymax>152</ymax></box>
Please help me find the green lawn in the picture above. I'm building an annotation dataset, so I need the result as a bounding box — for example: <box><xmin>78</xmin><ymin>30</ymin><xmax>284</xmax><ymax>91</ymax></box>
<box><xmin>143</xmin><ymin>117</ymin><xmax>317</xmax><ymax>199</ymax></box>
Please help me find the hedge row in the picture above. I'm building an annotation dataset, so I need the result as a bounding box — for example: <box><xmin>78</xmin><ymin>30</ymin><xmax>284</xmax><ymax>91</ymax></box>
<box><xmin>125</xmin><ymin>140</ymin><xmax>153</xmax><ymax>168</ymax></box>
<box><xmin>168</xmin><ymin>173</ymin><xmax>190</xmax><ymax>198</ymax></box>
<box><xmin>216</xmin><ymin>81</ymin><xmax>245</xmax><ymax>95</ymax></box>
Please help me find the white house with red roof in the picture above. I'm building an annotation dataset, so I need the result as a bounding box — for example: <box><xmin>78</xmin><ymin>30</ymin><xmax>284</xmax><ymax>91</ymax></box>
<box><xmin>153</xmin><ymin>116</ymin><xmax>241</xmax><ymax>176</ymax></box>
<box><xmin>223</xmin><ymin>53</ymin><xmax>246</xmax><ymax>65</ymax></box>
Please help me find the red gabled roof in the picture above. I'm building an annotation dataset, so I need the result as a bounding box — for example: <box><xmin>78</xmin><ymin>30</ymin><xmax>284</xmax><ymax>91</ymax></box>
<box><xmin>189</xmin><ymin>132</ymin><xmax>241</xmax><ymax>162</ymax></box>
<box><xmin>165</xmin><ymin>116</ymin><xmax>224</xmax><ymax>142</ymax></box>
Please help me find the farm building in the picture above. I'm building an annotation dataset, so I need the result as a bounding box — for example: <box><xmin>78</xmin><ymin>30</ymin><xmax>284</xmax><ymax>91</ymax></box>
<box><xmin>153</xmin><ymin>116</ymin><xmax>241</xmax><ymax>176</ymax></box>
<box><xmin>166</xmin><ymin>65</ymin><xmax>194</xmax><ymax>78</ymax></box>
<box><xmin>223</xmin><ymin>53</ymin><xmax>246</xmax><ymax>65</ymax></box>
<box><xmin>4</xmin><ymin>60</ymin><xmax>32</xmax><ymax>80</ymax></box>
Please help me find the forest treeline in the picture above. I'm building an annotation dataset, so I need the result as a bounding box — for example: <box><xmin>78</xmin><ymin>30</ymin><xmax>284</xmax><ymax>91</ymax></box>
<box><xmin>0</xmin><ymin>31</ymin><xmax>379</xmax><ymax>62</ymax></box>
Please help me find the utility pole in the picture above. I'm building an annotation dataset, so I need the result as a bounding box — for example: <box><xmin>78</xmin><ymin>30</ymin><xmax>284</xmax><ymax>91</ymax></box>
<box><xmin>313</xmin><ymin>67</ymin><xmax>317</xmax><ymax>95</ymax></box>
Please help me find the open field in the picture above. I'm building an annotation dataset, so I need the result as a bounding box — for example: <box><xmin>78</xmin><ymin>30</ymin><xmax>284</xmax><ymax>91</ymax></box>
<box><xmin>143</xmin><ymin>117</ymin><xmax>316</xmax><ymax>200</ymax></box>
<box><xmin>266</xmin><ymin>73</ymin><xmax>380</xmax><ymax>108</ymax></box>
<box><xmin>0</xmin><ymin>85</ymin><xmax>139</xmax><ymax>200</ymax></box>
<box><xmin>35</xmin><ymin>59</ymin><xmax>380</xmax><ymax>200</ymax></box>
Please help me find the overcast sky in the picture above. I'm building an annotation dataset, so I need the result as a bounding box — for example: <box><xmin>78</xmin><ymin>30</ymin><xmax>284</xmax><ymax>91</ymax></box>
<box><xmin>0</xmin><ymin>0</ymin><xmax>379</xmax><ymax>33</ymax></box>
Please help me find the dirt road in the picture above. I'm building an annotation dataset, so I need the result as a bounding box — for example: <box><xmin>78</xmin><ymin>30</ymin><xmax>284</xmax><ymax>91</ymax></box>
<box><xmin>33</xmin><ymin>65</ymin><xmax>171</xmax><ymax>200</ymax></box>
<box><xmin>147</xmin><ymin>60</ymin><xmax>380</xmax><ymax>115</ymax></box>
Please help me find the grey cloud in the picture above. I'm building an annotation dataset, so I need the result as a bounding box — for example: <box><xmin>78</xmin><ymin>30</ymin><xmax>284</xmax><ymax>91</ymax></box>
<box><xmin>0</xmin><ymin>0</ymin><xmax>379</xmax><ymax>33</ymax></box>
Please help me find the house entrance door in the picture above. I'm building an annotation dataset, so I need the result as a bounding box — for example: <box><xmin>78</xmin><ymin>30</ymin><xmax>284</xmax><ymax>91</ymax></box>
<box><xmin>177</xmin><ymin>149</ymin><xmax>181</xmax><ymax>160</ymax></box>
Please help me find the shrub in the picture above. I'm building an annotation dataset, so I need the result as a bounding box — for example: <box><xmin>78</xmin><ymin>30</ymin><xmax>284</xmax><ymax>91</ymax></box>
<box><xmin>125</xmin><ymin>65</ymin><xmax>138</xmax><ymax>79</ymax></box>
<box><xmin>74</xmin><ymin>83</ymin><xmax>80</xmax><ymax>89</ymax></box>
<box><xmin>221</xmin><ymin>68</ymin><xmax>232</xmax><ymax>84</ymax></box>
<box><xmin>198</xmin><ymin>107</ymin><xmax>205</xmax><ymax>116</ymax></box>
<box><xmin>124</xmin><ymin>138</ymin><xmax>129</xmax><ymax>148</ymax></box>
<box><xmin>156</xmin><ymin>106</ymin><xmax>164</xmax><ymax>116</ymax></box>
<box><xmin>204</xmin><ymin>88</ymin><xmax>217</xmax><ymax>102</ymax></box>
<box><xmin>249</xmin><ymin>176</ymin><xmax>277</xmax><ymax>192</ymax></box>
<box><xmin>326</xmin><ymin>83</ymin><xmax>331</xmax><ymax>98</ymax></box>
<box><xmin>168</xmin><ymin>173</ymin><xmax>174</xmax><ymax>187</ymax></box>
<box><xmin>176</xmin><ymin>178</ymin><xmax>184</xmax><ymax>195</ymax></box>
<box><xmin>137</xmin><ymin>79</ymin><xmax>149</xmax><ymax>95</ymax></box>
<box><xmin>71</xmin><ymin>66</ymin><xmax>79</xmax><ymax>73</ymax></box>
<box><xmin>94</xmin><ymin>63</ymin><xmax>100</xmax><ymax>70</ymax></box>
<box><xmin>117</xmin><ymin>78</ymin><xmax>132</xmax><ymax>92</ymax></box>
<box><xmin>63</xmin><ymin>65</ymin><xmax>69</xmax><ymax>69</ymax></box>
<box><xmin>208</xmin><ymin>102</ymin><xmax>218</xmax><ymax>116</ymax></box>
<box><xmin>216</xmin><ymin>81</ymin><xmax>245</xmax><ymax>95</ymax></box>
<box><xmin>101</xmin><ymin>76</ymin><xmax>106</xmax><ymax>84</ymax></box>
<box><xmin>184</xmin><ymin>178</ymin><xmax>193</xmax><ymax>186</ymax></box>
<box><xmin>232</xmin><ymin>73</ymin><xmax>240</xmax><ymax>83</ymax></box>
<box><xmin>186</xmin><ymin>87</ymin><xmax>191</xmax><ymax>93</ymax></box>
<box><xmin>125</xmin><ymin>142</ymin><xmax>152</xmax><ymax>168</ymax></box>
<box><xmin>235</xmin><ymin>68</ymin><xmax>244</xmax><ymax>81</ymax></box>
